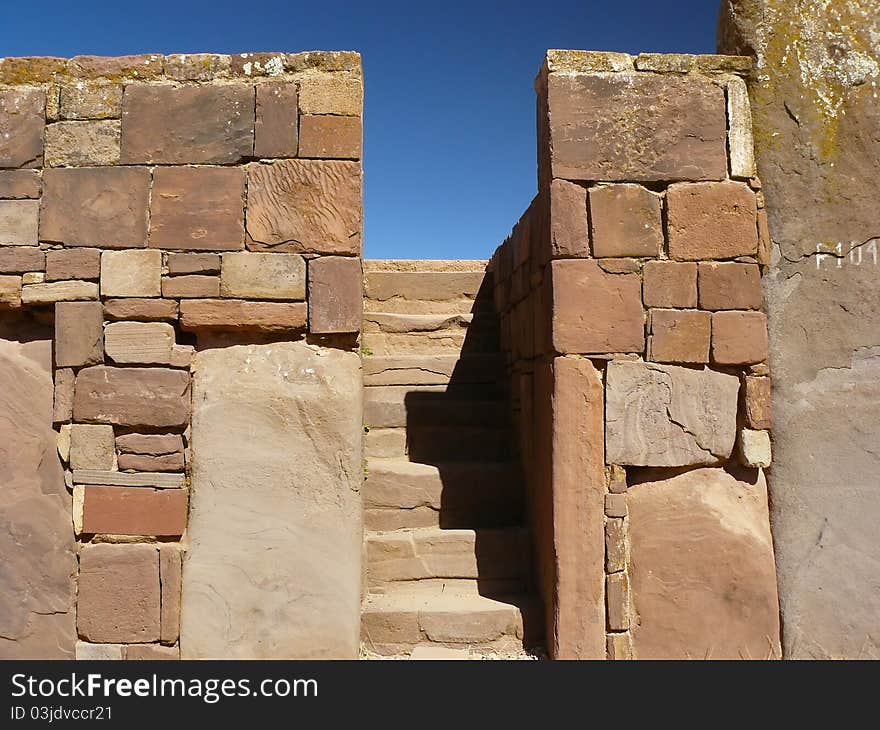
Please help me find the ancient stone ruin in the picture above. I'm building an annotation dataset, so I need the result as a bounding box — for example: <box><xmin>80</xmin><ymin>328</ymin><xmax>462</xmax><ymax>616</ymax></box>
<box><xmin>1</xmin><ymin>0</ymin><xmax>877</xmax><ymax>660</ymax></box>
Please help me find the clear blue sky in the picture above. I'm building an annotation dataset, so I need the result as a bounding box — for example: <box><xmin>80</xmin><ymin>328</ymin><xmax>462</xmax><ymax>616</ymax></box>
<box><xmin>2</xmin><ymin>1</ymin><xmax>719</xmax><ymax>259</ymax></box>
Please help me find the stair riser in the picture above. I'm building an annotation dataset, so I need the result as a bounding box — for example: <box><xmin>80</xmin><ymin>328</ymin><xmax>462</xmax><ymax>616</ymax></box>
<box><xmin>364</xmin><ymin>393</ymin><xmax>508</xmax><ymax>429</ymax></box>
<box><xmin>364</xmin><ymin>427</ymin><xmax>513</xmax><ymax>461</ymax></box>
<box><xmin>362</xmin><ymin>330</ymin><xmax>501</xmax><ymax>356</ymax></box>
<box><xmin>364</xmin><ymin>271</ymin><xmax>491</xmax><ymax>303</ymax></box>
<box><xmin>363</xmin><ymin>354</ymin><xmax>504</xmax><ymax>387</ymax></box>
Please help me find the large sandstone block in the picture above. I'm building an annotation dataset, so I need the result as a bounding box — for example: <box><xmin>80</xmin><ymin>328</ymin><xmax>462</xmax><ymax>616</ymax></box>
<box><xmin>254</xmin><ymin>82</ymin><xmax>298</xmax><ymax>158</ymax></box>
<box><xmin>82</xmin><ymin>486</ymin><xmax>188</xmax><ymax>537</ymax></box>
<box><xmin>0</xmin><ymin>200</ymin><xmax>39</xmax><ymax>246</ymax></box>
<box><xmin>299</xmin><ymin>115</ymin><xmax>362</xmax><ymax>159</ymax></box>
<box><xmin>0</xmin><ymin>335</ymin><xmax>76</xmax><ymax>658</ymax></box>
<box><xmin>0</xmin><ymin>88</ymin><xmax>45</xmax><ymax>167</ymax></box>
<box><xmin>0</xmin><ymin>247</ymin><xmax>44</xmax><ymax>273</ymax></box>
<box><xmin>549</xmin><ymin>178</ymin><xmax>589</xmax><ymax>258</ymax></box>
<box><xmin>54</xmin><ymin>301</ymin><xmax>104</xmax><ymax>368</ymax></box>
<box><xmin>627</xmin><ymin>468</ymin><xmax>780</xmax><ymax>659</ymax></box>
<box><xmin>220</xmin><ymin>252</ymin><xmax>305</xmax><ymax>300</ymax></box>
<box><xmin>181</xmin><ymin>342</ymin><xmax>362</xmax><ymax>658</ymax></box>
<box><xmin>44</xmin><ymin>120</ymin><xmax>121</xmax><ymax>167</ymax></box>
<box><xmin>0</xmin><ymin>169</ymin><xmax>41</xmax><ymax>199</ymax></box>
<box><xmin>545</xmin><ymin>72</ymin><xmax>727</xmax><ymax>182</ymax></box>
<box><xmin>246</xmin><ymin>160</ymin><xmax>362</xmax><ymax>255</ymax></box>
<box><xmin>179</xmin><ymin>299</ymin><xmax>307</xmax><ymax>331</ymax></box>
<box><xmin>589</xmin><ymin>184</ymin><xmax>663</xmax><ymax>258</ymax></box>
<box><xmin>100</xmin><ymin>250</ymin><xmax>161</xmax><ymax>297</ymax></box>
<box><xmin>121</xmin><ymin>84</ymin><xmax>255</xmax><ymax>164</ymax></box>
<box><xmin>606</xmin><ymin>361</ymin><xmax>739</xmax><ymax>466</ymax></box>
<box><xmin>308</xmin><ymin>255</ymin><xmax>362</xmax><ymax>333</ymax></box>
<box><xmin>104</xmin><ymin>321</ymin><xmax>175</xmax><ymax>365</ymax></box>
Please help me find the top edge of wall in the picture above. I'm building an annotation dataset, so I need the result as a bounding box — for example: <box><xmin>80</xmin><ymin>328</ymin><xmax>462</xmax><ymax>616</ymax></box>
<box><xmin>543</xmin><ymin>49</ymin><xmax>754</xmax><ymax>77</ymax></box>
<box><xmin>364</xmin><ymin>260</ymin><xmax>489</xmax><ymax>273</ymax></box>
<box><xmin>0</xmin><ymin>51</ymin><xmax>362</xmax><ymax>86</ymax></box>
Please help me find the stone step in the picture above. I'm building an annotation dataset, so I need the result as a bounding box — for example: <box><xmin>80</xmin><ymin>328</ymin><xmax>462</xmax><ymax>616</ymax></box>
<box><xmin>361</xmin><ymin>329</ymin><xmax>501</xmax><ymax>356</ymax></box>
<box><xmin>364</xmin><ymin>426</ymin><xmax>513</xmax><ymax>462</ymax></box>
<box><xmin>363</xmin><ymin>354</ymin><xmax>505</xmax><ymax>387</ymax></box>
<box><xmin>363</xmin><ymin>459</ymin><xmax>523</xmax><ymax>530</ymax></box>
<box><xmin>363</xmin><ymin>298</ymin><xmax>481</xmax><ymax>315</ymax></box>
<box><xmin>364</xmin><ymin>386</ymin><xmax>508</xmax><ymax>429</ymax></box>
<box><xmin>361</xmin><ymin>590</ymin><xmax>542</xmax><ymax>655</ymax></box>
<box><xmin>365</xmin><ymin>526</ymin><xmax>531</xmax><ymax>588</ymax></box>
<box><xmin>363</xmin><ymin>267</ymin><xmax>490</xmax><ymax>305</ymax></box>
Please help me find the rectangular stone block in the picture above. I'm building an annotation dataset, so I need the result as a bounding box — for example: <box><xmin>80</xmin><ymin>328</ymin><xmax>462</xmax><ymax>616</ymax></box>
<box><xmin>179</xmin><ymin>299</ymin><xmax>308</xmax><ymax>332</ymax></box>
<box><xmin>118</xmin><ymin>452</ymin><xmax>185</xmax><ymax>472</ymax></box>
<box><xmin>73</xmin><ymin>470</ymin><xmax>185</xmax><ymax>488</ymax></box>
<box><xmin>744</xmin><ymin>375</ymin><xmax>772</xmax><ymax>430</ymax></box>
<box><xmin>606</xmin><ymin>573</ymin><xmax>630</xmax><ymax>631</ymax></box>
<box><xmin>100</xmin><ymin>250</ymin><xmax>161</xmax><ymax>297</ymax></box>
<box><xmin>21</xmin><ymin>280</ymin><xmax>98</xmax><ymax>304</ymax></box>
<box><xmin>308</xmin><ymin>255</ymin><xmax>362</xmax><ymax>333</ymax></box>
<box><xmin>0</xmin><ymin>274</ymin><xmax>21</xmax><ymax>307</ymax></box>
<box><xmin>45</xmin><ymin>248</ymin><xmax>101</xmax><ymax>281</ymax></box>
<box><xmin>116</xmin><ymin>433</ymin><xmax>184</xmax><ymax>456</ymax></box>
<box><xmin>125</xmin><ymin>644</ymin><xmax>179</xmax><ymax>660</ymax></box>
<box><xmin>698</xmin><ymin>262</ymin><xmax>763</xmax><ymax>311</ymax></box>
<box><xmin>59</xmin><ymin>82</ymin><xmax>122</xmax><ymax>120</ymax></box>
<box><xmin>104</xmin><ymin>321</ymin><xmax>175</xmax><ymax>364</ymax></box>
<box><xmin>161</xmin><ymin>275</ymin><xmax>220</xmax><ymax>299</ymax></box>
<box><xmin>54</xmin><ymin>368</ymin><xmax>75</xmax><ymax>422</ymax></box>
<box><xmin>77</xmin><ymin>543</ymin><xmax>160</xmax><ymax>643</ymax></box>
<box><xmin>121</xmin><ymin>84</ymin><xmax>255</xmax><ymax>164</ymax></box>
<box><xmin>73</xmin><ymin>366</ymin><xmax>191</xmax><ymax>428</ymax></box>
<box><xmin>69</xmin><ymin>54</ymin><xmax>164</xmax><ymax>80</ymax></box>
<box><xmin>69</xmin><ymin>423</ymin><xmax>115</xmax><ymax>470</ymax></box>
<box><xmin>648</xmin><ymin>309</ymin><xmax>711</xmax><ymax>364</ymax></box>
<box><xmin>643</xmin><ymin>261</ymin><xmax>697</xmax><ymax>309</ymax></box>
<box><xmin>604</xmin><ymin>493</ymin><xmax>627</xmax><ymax>518</ymax></box>
<box><xmin>605</xmin><ymin>519</ymin><xmax>626</xmax><ymax>574</ymax></box>
<box><xmin>220</xmin><ymin>252</ymin><xmax>306</xmax><ymax>300</ymax></box>
<box><xmin>160</xmin><ymin>545</ymin><xmax>182</xmax><ymax>644</ymax></box>
<box><xmin>739</xmin><ymin>428</ymin><xmax>772</xmax><ymax>468</ymax></box>
<box><xmin>711</xmin><ymin>311</ymin><xmax>769</xmax><ymax>365</ymax></box>
<box><xmin>0</xmin><ymin>200</ymin><xmax>39</xmax><ymax>246</ymax></box>
<box><xmin>75</xmin><ymin>642</ymin><xmax>124</xmax><ymax>660</ymax></box>
<box><xmin>54</xmin><ymin>301</ymin><xmax>104</xmax><ymax>368</ymax></box>
<box><xmin>727</xmin><ymin>77</ymin><xmax>756</xmax><ymax>179</ymax></box>
<box><xmin>0</xmin><ymin>247</ymin><xmax>44</xmax><ymax>273</ymax></box>
<box><xmin>254</xmin><ymin>82</ymin><xmax>298</xmax><ymax>158</ymax></box>
<box><xmin>40</xmin><ymin>167</ymin><xmax>150</xmax><ymax>248</ymax></box>
<box><xmin>149</xmin><ymin>166</ymin><xmax>245</xmax><ymax>251</ymax></box>
<box><xmin>297</xmin><ymin>73</ymin><xmax>363</xmax><ymax>116</ymax></box>
<box><xmin>0</xmin><ymin>170</ymin><xmax>41</xmax><ymax>198</ymax></box>
<box><xmin>299</xmin><ymin>115</ymin><xmax>362</xmax><ymax>159</ymax></box>
<box><xmin>545</xmin><ymin>72</ymin><xmax>727</xmax><ymax>182</ymax></box>
<box><xmin>45</xmin><ymin>120</ymin><xmax>121</xmax><ymax>167</ymax></box>
<box><xmin>104</xmin><ymin>298</ymin><xmax>178</xmax><ymax>322</ymax></box>
<box><xmin>82</xmin><ymin>486</ymin><xmax>188</xmax><ymax>536</ymax></box>
<box><xmin>550</xmin><ymin>179</ymin><xmax>589</xmax><ymax>258</ymax></box>
<box><xmin>0</xmin><ymin>88</ymin><xmax>45</xmax><ymax>168</ymax></box>
<box><xmin>589</xmin><ymin>184</ymin><xmax>663</xmax><ymax>258</ymax></box>
<box><xmin>606</xmin><ymin>632</ymin><xmax>633</xmax><ymax>660</ymax></box>
<box><xmin>166</xmin><ymin>253</ymin><xmax>221</xmax><ymax>275</ymax></box>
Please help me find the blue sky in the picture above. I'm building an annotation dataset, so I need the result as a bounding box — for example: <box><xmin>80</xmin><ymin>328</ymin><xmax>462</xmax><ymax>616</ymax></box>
<box><xmin>2</xmin><ymin>1</ymin><xmax>719</xmax><ymax>259</ymax></box>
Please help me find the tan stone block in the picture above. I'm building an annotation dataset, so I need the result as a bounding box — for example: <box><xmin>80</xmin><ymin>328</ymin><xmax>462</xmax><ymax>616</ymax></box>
<box><xmin>606</xmin><ymin>632</ymin><xmax>632</xmax><ymax>660</ymax></box>
<box><xmin>550</xmin><ymin>178</ymin><xmax>589</xmax><ymax>258</ymax></box>
<box><xmin>73</xmin><ymin>470</ymin><xmax>185</xmax><ymax>489</ymax></box>
<box><xmin>589</xmin><ymin>184</ymin><xmax>663</xmax><ymax>258</ymax></box>
<box><xmin>727</xmin><ymin>77</ymin><xmax>756</xmax><ymax>179</ymax></box>
<box><xmin>103</xmin><ymin>298</ymin><xmax>178</xmax><ymax>322</ymax></box>
<box><xmin>220</xmin><ymin>252</ymin><xmax>305</xmax><ymax>300</ymax></box>
<box><xmin>179</xmin><ymin>299</ymin><xmax>308</xmax><ymax>332</ymax></box>
<box><xmin>54</xmin><ymin>368</ymin><xmax>75</xmax><ymax>422</ymax></box>
<box><xmin>667</xmin><ymin>181</ymin><xmax>758</xmax><ymax>260</ymax></box>
<box><xmin>82</xmin><ymin>486</ymin><xmax>187</xmax><ymax>537</ymax></box>
<box><xmin>21</xmin><ymin>272</ymin><xmax>43</xmax><ymax>285</ymax></box>
<box><xmin>55</xmin><ymin>301</ymin><xmax>104</xmax><ymax>367</ymax></box>
<box><xmin>104</xmin><ymin>321</ymin><xmax>175</xmax><ymax>364</ymax></box>
<box><xmin>711</xmin><ymin>310</ymin><xmax>768</xmax><ymax>365</ymax></box>
<box><xmin>0</xmin><ymin>170</ymin><xmax>41</xmax><ymax>199</ymax></box>
<box><xmin>297</xmin><ymin>73</ymin><xmax>363</xmax><ymax>115</ymax></box>
<box><xmin>69</xmin><ymin>423</ymin><xmax>115</xmax><ymax>470</ymax></box>
<box><xmin>160</xmin><ymin>545</ymin><xmax>182</xmax><ymax>644</ymax></box>
<box><xmin>0</xmin><ymin>246</ymin><xmax>45</xmax><ymax>273</ymax></box>
<box><xmin>308</xmin><ymin>255</ymin><xmax>362</xmax><ymax>333</ymax></box>
<box><xmin>21</xmin><ymin>280</ymin><xmax>98</xmax><ymax>304</ymax></box>
<box><xmin>149</xmin><ymin>166</ymin><xmax>245</xmax><ymax>251</ymax></box>
<box><xmin>166</xmin><ymin>253</ymin><xmax>220</xmax><ymax>275</ymax></box>
<box><xmin>0</xmin><ymin>200</ymin><xmax>39</xmax><ymax>246</ymax></box>
<box><xmin>77</xmin><ymin>543</ymin><xmax>160</xmax><ymax>643</ymax></box>
<box><xmin>161</xmin><ymin>275</ymin><xmax>220</xmax><ymax>299</ymax></box>
<box><xmin>648</xmin><ymin>309</ymin><xmax>711</xmax><ymax>364</ymax></box>
<box><xmin>170</xmin><ymin>344</ymin><xmax>194</xmax><ymax>369</ymax></box>
<box><xmin>605</xmin><ymin>493</ymin><xmax>627</xmax><ymax>518</ymax></box>
<box><xmin>643</xmin><ymin>261</ymin><xmax>697</xmax><ymax>309</ymax></box>
<box><xmin>744</xmin><ymin>375</ymin><xmax>772</xmax><ymax>430</ymax></box>
<box><xmin>69</xmin><ymin>54</ymin><xmax>164</xmax><ymax>80</ymax></box>
<box><xmin>57</xmin><ymin>423</ymin><xmax>71</xmax><ymax>463</ymax></box>
<box><xmin>0</xmin><ymin>274</ymin><xmax>21</xmax><ymax>307</ymax></box>
<box><xmin>0</xmin><ymin>88</ymin><xmax>45</xmax><ymax>167</ymax></box>
<box><xmin>45</xmin><ymin>248</ymin><xmax>101</xmax><ymax>281</ymax></box>
<box><xmin>59</xmin><ymin>82</ymin><xmax>122</xmax><ymax>120</ymax></box>
<box><xmin>739</xmin><ymin>428</ymin><xmax>772</xmax><ymax>468</ymax></box>
<box><xmin>608</xmin><ymin>464</ymin><xmax>627</xmax><ymax>494</ymax></box>
<box><xmin>605</xmin><ymin>518</ymin><xmax>626</xmax><ymax>574</ymax></box>
<box><xmin>299</xmin><ymin>115</ymin><xmax>361</xmax><ymax>159</ymax></box>
<box><xmin>45</xmin><ymin>120</ymin><xmax>121</xmax><ymax>167</ymax></box>
<box><xmin>125</xmin><ymin>644</ymin><xmax>179</xmax><ymax>660</ymax></box>
<box><xmin>606</xmin><ymin>573</ymin><xmax>630</xmax><ymax>631</ymax></box>
<box><xmin>75</xmin><ymin>642</ymin><xmax>125</xmax><ymax>660</ymax></box>
<box><xmin>698</xmin><ymin>262</ymin><xmax>762</xmax><ymax>311</ymax></box>
<box><xmin>101</xmin><ymin>250</ymin><xmax>161</xmax><ymax>297</ymax></box>
<box><xmin>254</xmin><ymin>82</ymin><xmax>298</xmax><ymax>158</ymax></box>
<box><xmin>165</xmin><ymin>53</ymin><xmax>231</xmax><ymax>81</ymax></box>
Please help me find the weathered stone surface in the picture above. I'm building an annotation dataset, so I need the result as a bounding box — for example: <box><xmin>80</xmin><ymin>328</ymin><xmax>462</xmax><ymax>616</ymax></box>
<box><xmin>667</xmin><ymin>181</ymin><xmax>758</xmax><ymax>260</ymax></box>
<box><xmin>53</xmin><ymin>368</ymin><xmax>74</xmax><ymax>422</ymax></box>
<box><xmin>297</xmin><ymin>73</ymin><xmax>363</xmax><ymax>115</ymax></box>
<box><xmin>633</xmin><ymin>52</ymin><xmax>753</xmax><ymax>73</ymax></box>
<box><xmin>739</xmin><ymin>428</ymin><xmax>772</xmax><ymax>468</ymax></box>
<box><xmin>627</xmin><ymin>467</ymin><xmax>780</xmax><ymax>659</ymax></box>
<box><xmin>726</xmin><ymin>77</ymin><xmax>756</xmax><ymax>178</ymax></box>
<box><xmin>179</xmin><ymin>299</ymin><xmax>307</xmax><ymax>331</ymax></box>
<box><xmin>161</xmin><ymin>275</ymin><xmax>220</xmax><ymax>298</ymax></box>
<box><xmin>698</xmin><ymin>262</ymin><xmax>762</xmax><ymax>310</ymax></box>
<box><xmin>166</xmin><ymin>253</ymin><xmax>221</xmax><ymax>275</ymax></box>
<box><xmin>21</xmin><ymin>280</ymin><xmax>98</xmax><ymax>304</ymax></box>
<box><xmin>0</xmin><ymin>200</ymin><xmax>39</xmax><ymax>246</ymax></box>
<box><xmin>544</xmin><ymin>72</ymin><xmax>727</xmax><ymax>182</ymax></box>
<box><xmin>45</xmin><ymin>248</ymin><xmax>101</xmax><ymax>281</ymax></box>
<box><xmin>126</xmin><ymin>644</ymin><xmax>179</xmax><ymax>660</ymax></box>
<box><xmin>45</xmin><ymin>120</ymin><xmax>120</xmax><ymax>166</ymax></box>
<box><xmin>77</xmin><ymin>543</ymin><xmax>160</xmax><ymax>643</ymax></box>
<box><xmin>711</xmin><ymin>310</ymin><xmax>768</xmax><ymax>365</ymax></box>
<box><xmin>550</xmin><ymin>178</ymin><xmax>589</xmax><ymax>258</ymax></box>
<box><xmin>101</xmin><ymin>250</ymin><xmax>161</xmax><ymax>297</ymax></box>
<box><xmin>82</xmin><ymin>486</ymin><xmax>187</xmax><ymax>536</ymax></box>
<box><xmin>165</xmin><ymin>53</ymin><xmax>231</xmax><ymax>81</ymax></box>
<box><xmin>604</xmin><ymin>493</ymin><xmax>627</xmax><ymax>518</ymax></box>
<box><xmin>59</xmin><ymin>82</ymin><xmax>122</xmax><ymax>120</ymax></box>
<box><xmin>69</xmin><ymin>54</ymin><xmax>164</xmax><ymax>80</ymax></box>
<box><xmin>605</xmin><ymin>519</ymin><xmax>626</xmax><ymax>574</ymax></box>
<box><xmin>606</xmin><ymin>573</ymin><xmax>630</xmax><ymax>631</ymax></box>
<box><xmin>75</xmin><ymin>642</ymin><xmax>124</xmax><ymax>660</ymax></box>
<box><xmin>246</xmin><ymin>160</ymin><xmax>362</xmax><ymax>255</ymax></box>
<box><xmin>117</xmin><ymin>452</ymin><xmax>185</xmax><ymax>472</ymax></box>
<box><xmin>116</xmin><ymin>432</ymin><xmax>184</xmax><ymax>456</ymax></box>
<box><xmin>648</xmin><ymin>309</ymin><xmax>711</xmax><ymax>364</ymax></box>
<box><xmin>121</xmin><ymin>84</ymin><xmax>255</xmax><ymax>164</ymax></box>
<box><xmin>73</xmin><ymin>470</ymin><xmax>185</xmax><ymax>488</ymax></box>
<box><xmin>606</xmin><ymin>632</ymin><xmax>633</xmax><ymax>660</ymax></box>
<box><xmin>589</xmin><ymin>184</ymin><xmax>663</xmax><ymax>258</ymax></box>
<box><xmin>104</xmin><ymin>298</ymin><xmax>178</xmax><ymax>322</ymax></box>
<box><xmin>69</xmin><ymin>423</ymin><xmax>115</xmax><ymax>470</ymax></box>
<box><xmin>0</xmin><ymin>170</ymin><xmax>40</xmax><ymax>198</ymax></box>
<box><xmin>0</xmin><ymin>335</ymin><xmax>76</xmax><ymax>658</ymax></box>
<box><xmin>73</xmin><ymin>366</ymin><xmax>191</xmax><ymax>428</ymax></box>
<box><xmin>0</xmin><ymin>246</ymin><xmax>44</xmax><ymax>273</ymax></box>
<box><xmin>719</xmin><ymin>0</ymin><xmax>880</xmax><ymax>658</ymax></box>
<box><xmin>0</xmin><ymin>275</ymin><xmax>21</xmax><ymax>306</ymax></box>
<box><xmin>743</xmin><ymin>375</ymin><xmax>772</xmax><ymax>430</ymax></box>
<box><xmin>160</xmin><ymin>545</ymin><xmax>182</xmax><ymax>644</ymax></box>
<box><xmin>149</xmin><ymin>167</ymin><xmax>245</xmax><ymax>251</ymax></box>
<box><xmin>220</xmin><ymin>252</ymin><xmax>305</xmax><ymax>300</ymax></box>
<box><xmin>299</xmin><ymin>115</ymin><xmax>362</xmax><ymax>159</ymax></box>
<box><xmin>181</xmin><ymin>342</ymin><xmax>362</xmax><ymax>658</ymax></box>
<box><xmin>0</xmin><ymin>88</ymin><xmax>45</xmax><ymax>168</ymax></box>
<box><xmin>55</xmin><ymin>301</ymin><xmax>103</xmax><ymax>367</ymax></box>
<box><xmin>550</xmin><ymin>259</ymin><xmax>644</xmax><ymax>354</ymax></box>
<box><xmin>104</xmin><ymin>321</ymin><xmax>175</xmax><ymax>364</ymax></box>
<box><xmin>40</xmin><ymin>167</ymin><xmax>150</xmax><ymax>248</ymax></box>
<box><xmin>606</xmin><ymin>361</ymin><xmax>739</xmax><ymax>466</ymax></box>
<box><xmin>308</xmin><ymin>255</ymin><xmax>362</xmax><ymax>333</ymax></box>
<box><xmin>254</xmin><ymin>82</ymin><xmax>298</xmax><ymax>158</ymax></box>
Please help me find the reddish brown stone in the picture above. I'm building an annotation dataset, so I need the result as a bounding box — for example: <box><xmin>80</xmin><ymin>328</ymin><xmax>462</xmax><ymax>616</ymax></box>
<box><xmin>0</xmin><ymin>247</ymin><xmax>44</xmax><ymax>273</ymax></box>
<box><xmin>0</xmin><ymin>170</ymin><xmax>41</xmax><ymax>199</ymax></box>
<box><xmin>606</xmin><ymin>573</ymin><xmax>630</xmax><ymax>631</ymax></box>
<box><xmin>698</xmin><ymin>262</ymin><xmax>763</xmax><ymax>310</ymax></box>
<box><xmin>54</xmin><ymin>301</ymin><xmax>104</xmax><ymax>368</ymax></box>
<box><xmin>159</xmin><ymin>545</ymin><xmax>181</xmax><ymax>645</ymax></box>
<box><xmin>116</xmin><ymin>433</ymin><xmax>183</xmax><ymax>456</ymax></box>
<box><xmin>246</xmin><ymin>160</ymin><xmax>362</xmax><ymax>255</ymax></box>
<box><xmin>77</xmin><ymin>543</ymin><xmax>160</xmax><ymax>643</ymax></box>
<box><xmin>648</xmin><ymin>309</ymin><xmax>711</xmax><ymax>364</ymax></box>
<box><xmin>549</xmin><ymin>179</ymin><xmax>589</xmax><ymax>258</ymax></box>
<box><xmin>117</xmin><ymin>453</ymin><xmax>185</xmax><ymax>471</ymax></box>
<box><xmin>166</xmin><ymin>253</ymin><xmax>221</xmax><ymax>275</ymax></box>
<box><xmin>45</xmin><ymin>248</ymin><xmax>101</xmax><ymax>281</ymax></box>
<box><xmin>667</xmin><ymin>181</ymin><xmax>758</xmax><ymax>260</ymax></box>
<box><xmin>0</xmin><ymin>88</ymin><xmax>45</xmax><ymax>168</ymax></box>
<box><xmin>69</xmin><ymin>54</ymin><xmax>164</xmax><ymax>80</ymax></box>
<box><xmin>103</xmin><ymin>298</ymin><xmax>178</xmax><ymax>322</ymax></box>
<box><xmin>73</xmin><ymin>366</ymin><xmax>191</xmax><ymax>428</ymax></box>
<box><xmin>82</xmin><ymin>486</ymin><xmax>187</xmax><ymax>536</ymax></box>
<box><xmin>254</xmin><ymin>82</ymin><xmax>298</xmax><ymax>158</ymax></box>
<box><xmin>744</xmin><ymin>375</ymin><xmax>772</xmax><ymax>430</ymax></box>
<box><xmin>589</xmin><ymin>184</ymin><xmax>663</xmax><ymax>258</ymax></box>
<box><xmin>179</xmin><ymin>299</ymin><xmax>308</xmax><ymax>332</ymax></box>
<box><xmin>161</xmin><ymin>275</ymin><xmax>221</xmax><ymax>299</ymax></box>
<box><xmin>126</xmin><ymin>644</ymin><xmax>179</xmax><ymax>660</ymax></box>
<box><xmin>308</xmin><ymin>256</ymin><xmax>362</xmax><ymax>334</ymax></box>
<box><xmin>299</xmin><ymin>115</ymin><xmax>362</xmax><ymax>159</ymax></box>
<box><xmin>550</xmin><ymin>259</ymin><xmax>644</xmax><ymax>354</ymax></box>
<box><xmin>40</xmin><ymin>167</ymin><xmax>150</xmax><ymax>248</ymax></box>
<box><xmin>121</xmin><ymin>84</ymin><xmax>254</xmax><ymax>164</ymax></box>
<box><xmin>643</xmin><ymin>261</ymin><xmax>697</xmax><ymax>308</ymax></box>
<box><xmin>712</xmin><ymin>310</ymin><xmax>768</xmax><ymax>365</ymax></box>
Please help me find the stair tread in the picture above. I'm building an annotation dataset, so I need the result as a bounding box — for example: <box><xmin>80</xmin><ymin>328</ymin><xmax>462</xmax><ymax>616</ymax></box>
<box><xmin>363</xmin><ymin>590</ymin><xmax>537</xmax><ymax>613</ymax></box>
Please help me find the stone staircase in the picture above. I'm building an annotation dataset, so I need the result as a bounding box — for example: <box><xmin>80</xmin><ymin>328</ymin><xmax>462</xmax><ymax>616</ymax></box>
<box><xmin>360</xmin><ymin>261</ymin><xmax>542</xmax><ymax>656</ymax></box>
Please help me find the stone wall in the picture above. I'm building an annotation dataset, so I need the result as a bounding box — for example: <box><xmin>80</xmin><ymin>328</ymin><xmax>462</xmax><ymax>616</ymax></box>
<box><xmin>490</xmin><ymin>50</ymin><xmax>781</xmax><ymax>659</ymax></box>
<box><xmin>0</xmin><ymin>52</ymin><xmax>364</xmax><ymax>659</ymax></box>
